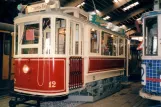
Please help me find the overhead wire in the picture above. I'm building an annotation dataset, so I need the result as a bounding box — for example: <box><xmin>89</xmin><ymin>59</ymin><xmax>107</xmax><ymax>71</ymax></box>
<box><xmin>91</xmin><ymin>0</ymin><xmax>98</xmax><ymax>15</ymax></box>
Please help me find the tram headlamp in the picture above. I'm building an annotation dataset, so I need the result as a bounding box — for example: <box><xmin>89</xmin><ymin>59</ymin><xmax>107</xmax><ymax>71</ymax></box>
<box><xmin>17</xmin><ymin>4</ymin><xmax>27</xmax><ymax>12</ymax></box>
<box><xmin>22</xmin><ymin>65</ymin><xmax>30</xmax><ymax>74</ymax></box>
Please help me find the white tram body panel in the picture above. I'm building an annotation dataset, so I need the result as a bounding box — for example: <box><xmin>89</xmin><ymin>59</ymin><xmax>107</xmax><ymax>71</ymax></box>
<box><xmin>13</xmin><ymin>4</ymin><xmax>126</xmax><ymax>97</ymax></box>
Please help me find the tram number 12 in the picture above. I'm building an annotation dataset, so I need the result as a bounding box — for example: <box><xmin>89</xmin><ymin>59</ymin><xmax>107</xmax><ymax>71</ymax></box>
<box><xmin>49</xmin><ymin>81</ymin><xmax>56</xmax><ymax>88</ymax></box>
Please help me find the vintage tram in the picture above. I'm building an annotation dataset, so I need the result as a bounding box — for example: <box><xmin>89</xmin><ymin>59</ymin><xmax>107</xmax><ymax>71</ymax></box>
<box><xmin>10</xmin><ymin>1</ymin><xmax>127</xmax><ymax>106</ymax></box>
<box><xmin>139</xmin><ymin>0</ymin><xmax>161</xmax><ymax>102</ymax></box>
<box><xmin>140</xmin><ymin>11</ymin><xmax>161</xmax><ymax>101</ymax></box>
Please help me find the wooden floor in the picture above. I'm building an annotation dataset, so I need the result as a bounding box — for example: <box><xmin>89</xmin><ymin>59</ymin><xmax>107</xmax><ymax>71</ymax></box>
<box><xmin>0</xmin><ymin>82</ymin><xmax>160</xmax><ymax>107</ymax></box>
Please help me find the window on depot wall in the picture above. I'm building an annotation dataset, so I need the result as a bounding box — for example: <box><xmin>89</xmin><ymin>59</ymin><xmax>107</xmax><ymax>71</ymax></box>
<box><xmin>90</xmin><ymin>29</ymin><xmax>99</xmax><ymax>53</ymax></box>
<box><xmin>101</xmin><ymin>31</ymin><xmax>117</xmax><ymax>56</ymax></box>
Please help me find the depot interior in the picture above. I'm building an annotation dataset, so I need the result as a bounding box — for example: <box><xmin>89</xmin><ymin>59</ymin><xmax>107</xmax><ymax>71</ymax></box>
<box><xmin>0</xmin><ymin>0</ymin><xmax>157</xmax><ymax>106</ymax></box>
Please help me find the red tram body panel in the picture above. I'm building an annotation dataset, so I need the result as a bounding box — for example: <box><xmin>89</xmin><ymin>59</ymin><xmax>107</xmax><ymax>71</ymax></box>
<box><xmin>14</xmin><ymin>58</ymin><xmax>66</xmax><ymax>95</ymax></box>
<box><xmin>89</xmin><ymin>58</ymin><xmax>124</xmax><ymax>73</ymax></box>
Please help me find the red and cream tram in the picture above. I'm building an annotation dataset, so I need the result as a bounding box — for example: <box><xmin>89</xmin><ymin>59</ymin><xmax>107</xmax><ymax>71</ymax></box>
<box><xmin>10</xmin><ymin>1</ymin><xmax>127</xmax><ymax>106</ymax></box>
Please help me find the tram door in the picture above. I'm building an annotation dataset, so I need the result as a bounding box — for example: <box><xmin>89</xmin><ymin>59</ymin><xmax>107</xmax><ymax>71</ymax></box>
<box><xmin>69</xmin><ymin>22</ymin><xmax>83</xmax><ymax>90</ymax></box>
<box><xmin>0</xmin><ymin>33</ymin><xmax>3</xmax><ymax>81</ymax></box>
<box><xmin>0</xmin><ymin>33</ymin><xmax>12</xmax><ymax>85</ymax></box>
<box><xmin>2</xmin><ymin>34</ymin><xmax>11</xmax><ymax>80</ymax></box>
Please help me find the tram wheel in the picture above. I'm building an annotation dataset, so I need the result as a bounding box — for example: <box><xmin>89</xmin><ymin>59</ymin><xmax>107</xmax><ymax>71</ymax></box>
<box><xmin>36</xmin><ymin>100</ymin><xmax>40</xmax><ymax>107</ymax></box>
<box><xmin>9</xmin><ymin>100</ymin><xmax>16</xmax><ymax>107</ymax></box>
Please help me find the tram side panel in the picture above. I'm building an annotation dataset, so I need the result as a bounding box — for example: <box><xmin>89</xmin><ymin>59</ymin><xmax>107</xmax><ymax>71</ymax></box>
<box><xmin>88</xmin><ymin>58</ymin><xmax>124</xmax><ymax>73</ymax></box>
<box><xmin>83</xmin><ymin>25</ymin><xmax>125</xmax><ymax>83</ymax></box>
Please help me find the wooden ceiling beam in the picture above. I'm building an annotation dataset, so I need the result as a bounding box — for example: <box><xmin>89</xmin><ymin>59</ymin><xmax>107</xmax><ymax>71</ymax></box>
<box><xmin>112</xmin><ymin>4</ymin><xmax>152</xmax><ymax>25</ymax></box>
<box><xmin>64</xmin><ymin>0</ymin><xmax>84</xmax><ymax>7</ymax></box>
<box><xmin>100</xmin><ymin>0</ymin><xmax>130</xmax><ymax>17</ymax></box>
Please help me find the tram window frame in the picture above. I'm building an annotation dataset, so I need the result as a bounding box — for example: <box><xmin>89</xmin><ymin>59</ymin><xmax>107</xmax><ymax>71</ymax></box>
<box><xmin>69</xmin><ymin>21</ymin><xmax>83</xmax><ymax>56</ymax></box>
<box><xmin>55</xmin><ymin>18</ymin><xmax>66</xmax><ymax>55</ymax></box>
<box><xmin>101</xmin><ymin>31</ymin><xmax>117</xmax><ymax>56</ymax></box>
<box><xmin>75</xmin><ymin>24</ymin><xmax>79</xmax><ymax>55</ymax></box>
<box><xmin>17</xmin><ymin>21</ymin><xmax>40</xmax><ymax>55</ymax></box>
<box><xmin>42</xmin><ymin>18</ymin><xmax>51</xmax><ymax>54</ymax></box>
<box><xmin>69</xmin><ymin>22</ymin><xmax>73</xmax><ymax>55</ymax></box>
<box><xmin>90</xmin><ymin>28</ymin><xmax>100</xmax><ymax>54</ymax></box>
<box><xmin>118</xmin><ymin>37</ymin><xmax>125</xmax><ymax>56</ymax></box>
<box><xmin>144</xmin><ymin>16</ymin><xmax>158</xmax><ymax>56</ymax></box>
<box><xmin>20</xmin><ymin>22</ymin><xmax>40</xmax><ymax>45</ymax></box>
<box><xmin>15</xmin><ymin>24</ymin><xmax>18</xmax><ymax>55</ymax></box>
<box><xmin>75</xmin><ymin>23</ymin><xmax>82</xmax><ymax>55</ymax></box>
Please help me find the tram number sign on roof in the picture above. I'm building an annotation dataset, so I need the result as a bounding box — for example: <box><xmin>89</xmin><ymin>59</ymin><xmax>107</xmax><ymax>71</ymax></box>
<box><xmin>26</xmin><ymin>2</ymin><xmax>57</xmax><ymax>13</ymax></box>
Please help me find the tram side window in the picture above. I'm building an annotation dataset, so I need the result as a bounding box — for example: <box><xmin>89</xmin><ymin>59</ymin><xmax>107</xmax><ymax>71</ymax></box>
<box><xmin>113</xmin><ymin>37</ymin><xmax>117</xmax><ymax>56</ymax></box>
<box><xmin>42</xmin><ymin>18</ymin><xmax>51</xmax><ymax>54</ymax></box>
<box><xmin>75</xmin><ymin>24</ymin><xmax>79</xmax><ymax>55</ymax></box>
<box><xmin>21</xmin><ymin>48</ymin><xmax>38</xmax><ymax>54</ymax></box>
<box><xmin>90</xmin><ymin>29</ymin><xmax>99</xmax><ymax>53</ymax></box>
<box><xmin>145</xmin><ymin>17</ymin><xmax>158</xmax><ymax>55</ymax></box>
<box><xmin>101</xmin><ymin>32</ymin><xmax>117</xmax><ymax>56</ymax></box>
<box><xmin>119</xmin><ymin>38</ymin><xmax>124</xmax><ymax>56</ymax></box>
<box><xmin>55</xmin><ymin>18</ymin><xmax>66</xmax><ymax>54</ymax></box>
<box><xmin>69</xmin><ymin>22</ymin><xmax>73</xmax><ymax>55</ymax></box>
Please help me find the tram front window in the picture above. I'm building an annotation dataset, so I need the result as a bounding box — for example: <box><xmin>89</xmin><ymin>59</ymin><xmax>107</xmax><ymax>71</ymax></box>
<box><xmin>144</xmin><ymin>17</ymin><xmax>158</xmax><ymax>56</ymax></box>
<box><xmin>21</xmin><ymin>23</ymin><xmax>39</xmax><ymax>44</ymax></box>
<box><xmin>42</xmin><ymin>18</ymin><xmax>51</xmax><ymax>54</ymax></box>
<box><xmin>19</xmin><ymin>22</ymin><xmax>39</xmax><ymax>54</ymax></box>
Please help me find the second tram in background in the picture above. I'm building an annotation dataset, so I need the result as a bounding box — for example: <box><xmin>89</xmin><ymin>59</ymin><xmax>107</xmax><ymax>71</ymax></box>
<box><xmin>140</xmin><ymin>0</ymin><xmax>161</xmax><ymax>102</ymax></box>
<box><xmin>10</xmin><ymin>1</ymin><xmax>128</xmax><ymax>106</ymax></box>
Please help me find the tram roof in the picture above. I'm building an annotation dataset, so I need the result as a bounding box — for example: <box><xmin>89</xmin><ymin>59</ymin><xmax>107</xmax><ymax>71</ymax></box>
<box><xmin>142</xmin><ymin>11</ymin><xmax>161</xmax><ymax>19</ymax></box>
<box><xmin>14</xmin><ymin>8</ymin><xmax>125</xmax><ymax>38</ymax></box>
<box><xmin>0</xmin><ymin>22</ymin><xmax>13</xmax><ymax>33</ymax></box>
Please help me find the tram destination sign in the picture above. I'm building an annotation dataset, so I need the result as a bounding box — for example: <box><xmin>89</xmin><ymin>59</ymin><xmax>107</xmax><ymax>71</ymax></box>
<box><xmin>26</xmin><ymin>2</ymin><xmax>57</xmax><ymax>13</ymax></box>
